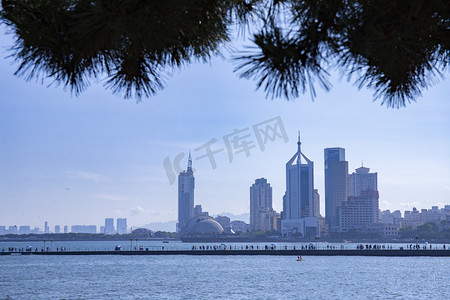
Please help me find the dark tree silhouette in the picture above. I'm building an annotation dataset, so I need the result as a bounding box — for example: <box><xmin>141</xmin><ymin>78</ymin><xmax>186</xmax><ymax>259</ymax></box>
<box><xmin>0</xmin><ymin>0</ymin><xmax>258</xmax><ymax>98</ymax></box>
<box><xmin>236</xmin><ymin>0</ymin><xmax>449</xmax><ymax>108</ymax></box>
<box><xmin>1</xmin><ymin>0</ymin><xmax>449</xmax><ymax>107</ymax></box>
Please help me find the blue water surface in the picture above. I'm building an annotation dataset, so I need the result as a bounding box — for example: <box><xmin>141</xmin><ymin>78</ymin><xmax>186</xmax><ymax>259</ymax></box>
<box><xmin>0</xmin><ymin>241</ymin><xmax>449</xmax><ymax>299</ymax></box>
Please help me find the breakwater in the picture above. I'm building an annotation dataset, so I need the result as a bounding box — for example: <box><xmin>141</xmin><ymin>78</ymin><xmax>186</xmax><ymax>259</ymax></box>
<box><xmin>2</xmin><ymin>249</ymin><xmax>450</xmax><ymax>256</ymax></box>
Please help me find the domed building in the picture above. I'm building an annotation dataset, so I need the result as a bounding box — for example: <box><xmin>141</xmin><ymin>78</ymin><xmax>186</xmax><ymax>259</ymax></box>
<box><xmin>184</xmin><ymin>215</ymin><xmax>224</xmax><ymax>235</ymax></box>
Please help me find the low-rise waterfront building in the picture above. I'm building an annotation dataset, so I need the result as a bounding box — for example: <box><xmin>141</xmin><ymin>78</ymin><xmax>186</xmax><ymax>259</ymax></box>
<box><xmin>230</xmin><ymin>220</ymin><xmax>251</xmax><ymax>233</ymax></box>
<box><xmin>366</xmin><ymin>223</ymin><xmax>400</xmax><ymax>238</ymax></box>
<box><xmin>402</xmin><ymin>207</ymin><xmax>447</xmax><ymax>229</ymax></box>
<box><xmin>18</xmin><ymin>226</ymin><xmax>31</xmax><ymax>234</ymax></box>
<box><xmin>215</xmin><ymin>215</ymin><xmax>231</xmax><ymax>230</ymax></box>
<box><xmin>338</xmin><ymin>190</ymin><xmax>379</xmax><ymax>232</ymax></box>
<box><xmin>380</xmin><ymin>210</ymin><xmax>402</xmax><ymax>225</ymax></box>
<box><xmin>8</xmin><ymin>226</ymin><xmax>17</xmax><ymax>234</ymax></box>
<box><xmin>194</xmin><ymin>205</ymin><xmax>208</xmax><ymax>217</ymax></box>
<box><xmin>71</xmin><ymin>225</ymin><xmax>97</xmax><ymax>234</ymax></box>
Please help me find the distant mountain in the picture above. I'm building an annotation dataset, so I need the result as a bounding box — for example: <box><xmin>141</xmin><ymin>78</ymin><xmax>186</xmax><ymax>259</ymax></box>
<box><xmin>141</xmin><ymin>220</ymin><xmax>177</xmax><ymax>232</ymax></box>
<box><xmin>213</xmin><ymin>212</ymin><xmax>249</xmax><ymax>223</ymax></box>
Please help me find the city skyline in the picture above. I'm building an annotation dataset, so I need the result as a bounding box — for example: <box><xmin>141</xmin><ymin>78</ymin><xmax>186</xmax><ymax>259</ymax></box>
<box><xmin>1</xmin><ymin>135</ymin><xmax>449</xmax><ymax>230</ymax></box>
<box><xmin>1</xmin><ymin>27</ymin><xmax>449</xmax><ymax>229</ymax></box>
<box><xmin>0</xmin><ymin>217</ymin><xmax>128</xmax><ymax>235</ymax></box>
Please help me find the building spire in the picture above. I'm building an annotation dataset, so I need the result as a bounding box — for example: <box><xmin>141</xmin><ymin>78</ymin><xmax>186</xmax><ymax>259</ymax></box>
<box><xmin>187</xmin><ymin>151</ymin><xmax>192</xmax><ymax>171</ymax></box>
<box><xmin>297</xmin><ymin>131</ymin><xmax>301</xmax><ymax>164</ymax></box>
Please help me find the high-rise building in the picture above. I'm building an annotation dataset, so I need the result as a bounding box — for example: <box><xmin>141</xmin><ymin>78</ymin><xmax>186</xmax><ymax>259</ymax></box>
<box><xmin>324</xmin><ymin>147</ymin><xmax>348</xmax><ymax>232</ymax></box>
<box><xmin>250</xmin><ymin>178</ymin><xmax>273</xmax><ymax>231</ymax></box>
<box><xmin>313</xmin><ymin>189</ymin><xmax>321</xmax><ymax>217</ymax></box>
<box><xmin>177</xmin><ymin>153</ymin><xmax>195</xmax><ymax>233</ymax></box>
<box><xmin>54</xmin><ymin>225</ymin><xmax>61</xmax><ymax>234</ymax></box>
<box><xmin>349</xmin><ymin>166</ymin><xmax>378</xmax><ymax>196</ymax></box>
<box><xmin>104</xmin><ymin>218</ymin><xmax>115</xmax><ymax>234</ymax></box>
<box><xmin>281</xmin><ymin>193</ymin><xmax>286</xmax><ymax>220</ymax></box>
<box><xmin>281</xmin><ymin>133</ymin><xmax>319</xmax><ymax>237</ymax></box>
<box><xmin>44</xmin><ymin>221</ymin><xmax>49</xmax><ymax>234</ymax></box>
<box><xmin>117</xmin><ymin>218</ymin><xmax>127</xmax><ymax>234</ymax></box>
<box><xmin>64</xmin><ymin>225</ymin><xmax>68</xmax><ymax>234</ymax></box>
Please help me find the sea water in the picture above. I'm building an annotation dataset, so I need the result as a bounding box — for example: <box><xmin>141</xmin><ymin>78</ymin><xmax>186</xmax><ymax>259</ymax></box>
<box><xmin>0</xmin><ymin>241</ymin><xmax>449</xmax><ymax>299</ymax></box>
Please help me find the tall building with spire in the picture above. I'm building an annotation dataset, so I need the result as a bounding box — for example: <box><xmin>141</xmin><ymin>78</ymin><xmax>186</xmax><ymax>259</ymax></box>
<box><xmin>281</xmin><ymin>133</ymin><xmax>319</xmax><ymax>237</ymax></box>
<box><xmin>324</xmin><ymin>147</ymin><xmax>348</xmax><ymax>232</ymax></box>
<box><xmin>177</xmin><ymin>153</ymin><xmax>195</xmax><ymax>233</ymax></box>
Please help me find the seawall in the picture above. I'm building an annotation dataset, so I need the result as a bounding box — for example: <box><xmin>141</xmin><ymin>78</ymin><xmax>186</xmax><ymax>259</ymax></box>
<box><xmin>2</xmin><ymin>249</ymin><xmax>450</xmax><ymax>256</ymax></box>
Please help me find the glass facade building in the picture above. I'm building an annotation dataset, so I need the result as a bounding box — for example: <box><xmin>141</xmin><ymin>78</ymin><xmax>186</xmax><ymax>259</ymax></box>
<box><xmin>324</xmin><ymin>147</ymin><xmax>348</xmax><ymax>232</ymax></box>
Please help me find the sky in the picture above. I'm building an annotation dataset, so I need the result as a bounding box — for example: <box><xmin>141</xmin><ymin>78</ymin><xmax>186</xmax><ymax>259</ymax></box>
<box><xmin>0</xmin><ymin>25</ymin><xmax>449</xmax><ymax>231</ymax></box>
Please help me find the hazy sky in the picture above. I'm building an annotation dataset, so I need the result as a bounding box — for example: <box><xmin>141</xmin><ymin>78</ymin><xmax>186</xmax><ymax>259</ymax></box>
<box><xmin>1</xmin><ymin>26</ymin><xmax>449</xmax><ymax>231</ymax></box>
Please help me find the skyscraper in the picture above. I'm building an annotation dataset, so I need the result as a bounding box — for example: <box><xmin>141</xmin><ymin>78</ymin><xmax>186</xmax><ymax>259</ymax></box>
<box><xmin>349</xmin><ymin>166</ymin><xmax>378</xmax><ymax>196</ymax></box>
<box><xmin>313</xmin><ymin>189</ymin><xmax>321</xmax><ymax>218</ymax></box>
<box><xmin>177</xmin><ymin>153</ymin><xmax>195</xmax><ymax>233</ymax></box>
<box><xmin>281</xmin><ymin>133</ymin><xmax>319</xmax><ymax>237</ymax></box>
<box><xmin>324</xmin><ymin>147</ymin><xmax>348</xmax><ymax>232</ymax></box>
<box><xmin>250</xmin><ymin>178</ymin><xmax>273</xmax><ymax>231</ymax></box>
<box><xmin>117</xmin><ymin>218</ymin><xmax>127</xmax><ymax>234</ymax></box>
<box><xmin>104</xmin><ymin>218</ymin><xmax>115</xmax><ymax>234</ymax></box>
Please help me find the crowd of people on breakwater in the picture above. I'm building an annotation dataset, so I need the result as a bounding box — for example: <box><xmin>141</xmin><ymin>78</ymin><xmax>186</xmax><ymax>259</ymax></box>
<box><xmin>191</xmin><ymin>244</ymin><xmax>322</xmax><ymax>250</ymax></box>
<box><xmin>3</xmin><ymin>247</ymin><xmax>67</xmax><ymax>252</ymax></box>
<box><xmin>405</xmin><ymin>244</ymin><xmax>445</xmax><ymax>250</ymax></box>
<box><xmin>356</xmin><ymin>244</ymin><xmax>394</xmax><ymax>250</ymax></box>
<box><xmin>3</xmin><ymin>243</ymin><xmax>449</xmax><ymax>253</ymax></box>
<box><xmin>188</xmin><ymin>244</ymin><xmax>450</xmax><ymax>251</ymax></box>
